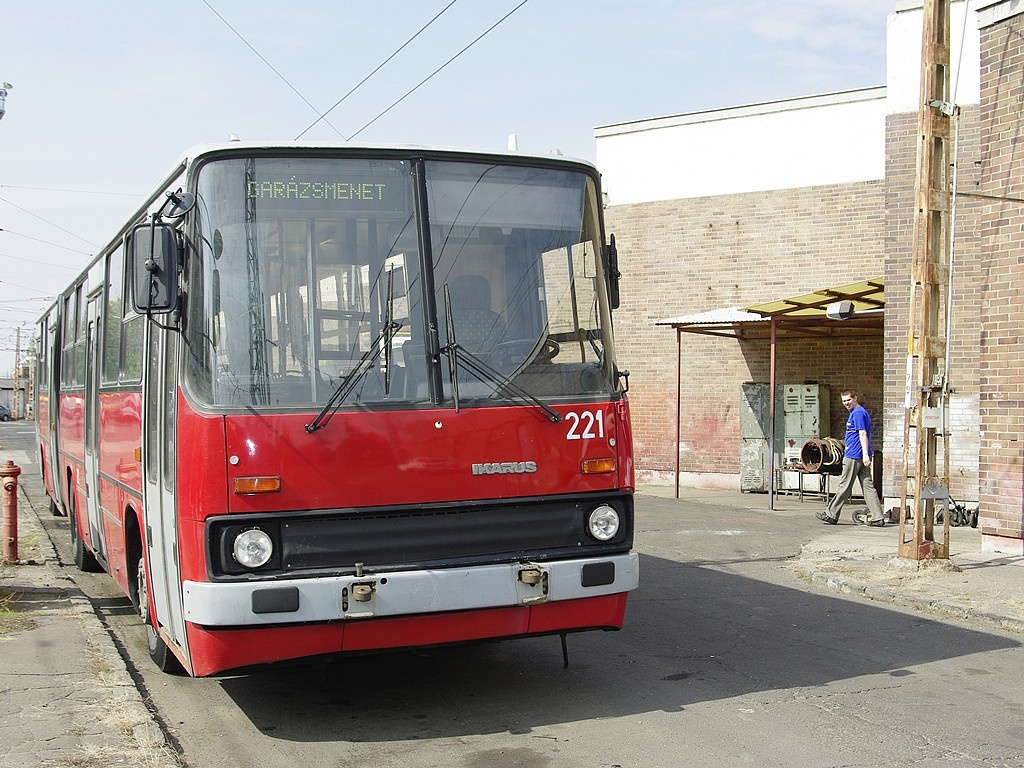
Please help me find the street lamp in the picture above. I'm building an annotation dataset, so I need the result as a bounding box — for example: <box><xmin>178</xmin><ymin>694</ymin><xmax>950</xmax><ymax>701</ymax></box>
<box><xmin>0</xmin><ymin>82</ymin><xmax>12</xmax><ymax>121</ymax></box>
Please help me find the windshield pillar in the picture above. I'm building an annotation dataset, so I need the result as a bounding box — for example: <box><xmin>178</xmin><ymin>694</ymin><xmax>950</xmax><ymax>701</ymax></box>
<box><xmin>412</xmin><ymin>159</ymin><xmax>444</xmax><ymax>405</ymax></box>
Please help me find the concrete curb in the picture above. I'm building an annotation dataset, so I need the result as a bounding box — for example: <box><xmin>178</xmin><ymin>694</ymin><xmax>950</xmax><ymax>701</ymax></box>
<box><xmin>794</xmin><ymin>562</ymin><xmax>1024</xmax><ymax>635</ymax></box>
<box><xmin>10</xmin><ymin>465</ymin><xmax>180</xmax><ymax>766</ymax></box>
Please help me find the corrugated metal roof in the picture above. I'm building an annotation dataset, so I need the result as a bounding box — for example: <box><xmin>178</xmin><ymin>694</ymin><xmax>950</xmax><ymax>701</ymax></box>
<box><xmin>744</xmin><ymin>278</ymin><xmax>884</xmax><ymax>318</ymax></box>
<box><xmin>656</xmin><ymin>278</ymin><xmax>884</xmax><ymax>339</ymax></box>
<box><xmin>655</xmin><ymin>307</ymin><xmax>764</xmax><ymax>327</ymax></box>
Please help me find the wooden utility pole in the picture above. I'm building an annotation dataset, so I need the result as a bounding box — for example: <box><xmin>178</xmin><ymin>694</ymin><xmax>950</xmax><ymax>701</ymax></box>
<box><xmin>12</xmin><ymin>327</ymin><xmax>20</xmax><ymax>421</ymax></box>
<box><xmin>898</xmin><ymin>0</ymin><xmax>954</xmax><ymax>560</ymax></box>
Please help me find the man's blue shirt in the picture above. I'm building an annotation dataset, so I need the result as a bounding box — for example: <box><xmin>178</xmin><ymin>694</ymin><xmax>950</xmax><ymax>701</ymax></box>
<box><xmin>844</xmin><ymin>404</ymin><xmax>872</xmax><ymax>460</ymax></box>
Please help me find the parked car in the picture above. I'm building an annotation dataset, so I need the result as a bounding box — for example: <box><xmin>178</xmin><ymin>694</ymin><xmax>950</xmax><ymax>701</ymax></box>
<box><xmin>0</xmin><ymin>405</ymin><xmax>10</xmax><ymax>421</ymax></box>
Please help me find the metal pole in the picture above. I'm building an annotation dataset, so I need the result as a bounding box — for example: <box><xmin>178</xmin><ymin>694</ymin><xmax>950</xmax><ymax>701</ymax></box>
<box><xmin>12</xmin><ymin>327</ymin><xmax>20</xmax><ymax>420</ymax></box>
<box><xmin>675</xmin><ymin>327</ymin><xmax>681</xmax><ymax>499</ymax></box>
<box><xmin>768</xmin><ymin>317</ymin><xmax>777</xmax><ymax>510</ymax></box>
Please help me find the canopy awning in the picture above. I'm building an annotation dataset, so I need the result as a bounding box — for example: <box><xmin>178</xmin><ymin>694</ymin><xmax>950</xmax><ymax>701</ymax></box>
<box><xmin>656</xmin><ymin>278</ymin><xmax>884</xmax><ymax>338</ymax></box>
<box><xmin>657</xmin><ymin>278</ymin><xmax>884</xmax><ymax>505</ymax></box>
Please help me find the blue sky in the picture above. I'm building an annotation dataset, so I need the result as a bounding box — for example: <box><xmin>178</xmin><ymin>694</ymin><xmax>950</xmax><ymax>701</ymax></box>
<box><xmin>0</xmin><ymin>0</ymin><xmax>895</xmax><ymax>375</ymax></box>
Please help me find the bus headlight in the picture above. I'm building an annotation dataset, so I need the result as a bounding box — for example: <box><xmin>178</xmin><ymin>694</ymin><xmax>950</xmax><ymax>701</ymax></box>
<box><xmin>587</xmin><ymin>504</ymin><xmax>620</xmax><ymax>541</ymax></box>
<box><xmin>232</xmin><ymin>528</ymin><xmax>274</xmax><ymax>569</ymax></box>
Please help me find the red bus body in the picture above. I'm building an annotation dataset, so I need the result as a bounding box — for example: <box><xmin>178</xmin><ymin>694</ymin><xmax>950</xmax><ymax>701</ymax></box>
<box><xmin>35</xmin><ymin>144</ymin><xmax>636</xmax><ymax>676</ymax></box>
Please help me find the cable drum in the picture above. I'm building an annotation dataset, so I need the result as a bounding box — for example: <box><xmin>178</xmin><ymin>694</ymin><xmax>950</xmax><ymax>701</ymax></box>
<box><xmin>800</xmin><ymin>437</ymin><xmax>845</xmax><ymax>473</ymax></box>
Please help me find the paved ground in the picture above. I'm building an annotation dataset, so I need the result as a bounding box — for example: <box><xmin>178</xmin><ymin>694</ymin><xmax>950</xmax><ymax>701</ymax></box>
<box><xmin>1</xmin><ymin>464</ymin><xmax>1021</xmax><ymax>767</ymax></box>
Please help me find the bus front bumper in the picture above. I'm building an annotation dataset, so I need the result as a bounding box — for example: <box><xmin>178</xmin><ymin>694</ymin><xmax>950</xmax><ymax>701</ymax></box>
<box><xmin>183</xmin><ymin>553</ymin><xmax>639</xmax><ymax>627</ymax></box>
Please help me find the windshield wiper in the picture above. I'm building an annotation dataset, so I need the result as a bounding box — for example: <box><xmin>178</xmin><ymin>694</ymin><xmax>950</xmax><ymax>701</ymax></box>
<box><xmin>305</xmin><ymin>320</ymin><xmax>403</xmax><ymax>433</ymax></box>
<box><xmin>440</xmin><ymin>284</ymin><xmax>561</xmax><ymax>424</ymax></box>
<box><xmin>306</xmin><ymin>270</ymin><xmax>402</xmax><ymax>433</ymax></box>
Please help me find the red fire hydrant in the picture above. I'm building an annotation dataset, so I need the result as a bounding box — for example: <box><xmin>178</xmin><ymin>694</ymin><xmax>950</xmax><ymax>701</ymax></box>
<box><xmin>1</xmin><ymin>460</ymin><xmax>21</xmax><ymax>564</ymax></box>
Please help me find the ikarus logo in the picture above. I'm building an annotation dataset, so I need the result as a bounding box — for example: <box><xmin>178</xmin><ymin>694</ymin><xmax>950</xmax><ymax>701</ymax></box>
<box><xmin>471</xmin><ymin>461</ymin><xmax>538</xmax><ymax>476</ymax></box>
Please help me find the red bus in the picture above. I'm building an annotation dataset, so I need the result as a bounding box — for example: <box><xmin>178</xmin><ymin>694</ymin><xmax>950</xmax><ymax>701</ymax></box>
<box><xmin>35</xmin><ymin>143</ymin><xmax>637</xmax><ymax>676</ymax></box>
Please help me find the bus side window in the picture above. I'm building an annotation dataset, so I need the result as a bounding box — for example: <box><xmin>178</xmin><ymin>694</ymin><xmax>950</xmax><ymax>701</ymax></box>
<box><xmin>122</xmin><ymin>312</ymin><xmax>144</xmax><ymax>382</ymax></box>
<box><xmin>102</xmin><ymin>248</ymin><xmax>125</xmax><ymax>385</ymax></box>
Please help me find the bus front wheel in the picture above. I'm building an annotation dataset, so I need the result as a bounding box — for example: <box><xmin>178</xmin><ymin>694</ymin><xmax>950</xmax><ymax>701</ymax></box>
<box><xmin>70</xmin><ymin>497</ymin><xmax>100</xmax><ymax>573</ymax></box>
<box><xmin>134</xmin><ymin>556</ymin><xmax>183</xmax><ymax>674</ymax></box>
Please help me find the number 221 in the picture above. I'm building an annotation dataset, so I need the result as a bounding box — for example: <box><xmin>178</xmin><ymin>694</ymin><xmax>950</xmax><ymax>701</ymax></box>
<box><xmin>565</xmin><ymin>410</ymin><xmax>606</xmax><ymax>440</ymax></box>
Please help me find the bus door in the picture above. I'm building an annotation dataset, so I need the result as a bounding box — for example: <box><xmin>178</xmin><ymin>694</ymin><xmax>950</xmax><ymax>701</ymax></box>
<box><xmin>43</xmin><ymin>314</ymin><xmax>65</xmax><ymax>514</ymax></box>
<box><xmin>141</xmin><ymin>324</ymin><xmax>188</xmax><ymax>658</ymax></box>
<box><xmin>83</xmin><ymin>294</ymin><xmax>106</xmax><ymax>560</ymax></box>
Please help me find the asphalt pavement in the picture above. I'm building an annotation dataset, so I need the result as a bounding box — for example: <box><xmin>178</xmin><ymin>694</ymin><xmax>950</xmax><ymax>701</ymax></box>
<box><xmin>1</xmin><ymin>458</ymin><xmax>1021</xmax><ymax>768</ymax></box>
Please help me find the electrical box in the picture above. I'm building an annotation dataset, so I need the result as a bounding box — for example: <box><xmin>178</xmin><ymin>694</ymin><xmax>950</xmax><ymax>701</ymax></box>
<box><xmin>781</xmin><ymin>383</ymin><xmax>830</xmax><ymax>463</ymax></box>
<box><xmin>739</xmin><ymin>383</ymin><xmax>783</xmax><ymax>491</ymax></box>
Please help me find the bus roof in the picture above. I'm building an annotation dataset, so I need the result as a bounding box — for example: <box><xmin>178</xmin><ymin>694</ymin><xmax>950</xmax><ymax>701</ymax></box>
<box><xmin>172</xmin><ymin>140</ymin><xmax>598</xmax><ymax>173</ymax></box>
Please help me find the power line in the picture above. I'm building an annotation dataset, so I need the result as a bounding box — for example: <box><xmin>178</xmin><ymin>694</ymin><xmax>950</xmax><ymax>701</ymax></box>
<box><xmin>0</xmin><ymin>250</ymin><xmax>78</xmax><ymax>271</ymax></box>
<box><xmin>349</xmin><ymin>0</ymin><xmax>530</xmax><ymax>141</ymax></box>
<box><xmin>0</xmin><ymin>276</ymin><xmax>56</xmax><ymax>294</ymax></box>
<box><xmin>0</xmin><ymin>228</ymin><xmax>92</xmax><ymax>256</ymax></box>
<box><xmin>0</xmin><ymin>184</ymin><xmax>140</xmax><ymax>197</ymax></box>
<box><xmin>202</xmin><ymin>0</ymin><xmax>345</xmax><ymax>139</ymax></box>
<box><xmin>0</xmin><ymin>195</ymin><xmax>98</xmax><ymax>247</ymax></box>
<box><xmin>294</xmin><ymin>0</ymin><xmax>460</xmax><ymax>140</ymax></box>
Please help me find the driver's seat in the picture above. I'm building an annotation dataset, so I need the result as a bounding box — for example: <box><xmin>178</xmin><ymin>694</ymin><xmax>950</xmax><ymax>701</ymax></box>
<box><xmin>447</xmin><ymin>274</ymin><xmax>505</xmax><ymax>356</ymax></box>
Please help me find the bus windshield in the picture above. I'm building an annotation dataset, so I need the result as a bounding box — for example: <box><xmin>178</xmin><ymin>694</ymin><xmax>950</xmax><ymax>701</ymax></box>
<box><xmin>185</xmin><ymin>154</ymin><xmax>615</xmax><ymax>410</ymax></box>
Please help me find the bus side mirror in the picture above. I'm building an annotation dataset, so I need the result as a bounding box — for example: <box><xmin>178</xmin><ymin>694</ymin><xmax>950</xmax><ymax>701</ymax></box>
<box><xmin>130</xmin><ymin>222</ymin><xmax>179</xmax><ymax>314</ymax></box>
<box><xmin>606</xmin><ymin>234</ymin><xmax>621</xmax><ymax>310</ymax></box>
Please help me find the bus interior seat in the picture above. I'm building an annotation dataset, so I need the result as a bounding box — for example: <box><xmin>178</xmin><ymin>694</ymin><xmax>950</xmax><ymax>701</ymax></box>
<box><xmin>447</xmin><ymin>274</ymin><xmax>505</xmax><ymax>356</ymax></box>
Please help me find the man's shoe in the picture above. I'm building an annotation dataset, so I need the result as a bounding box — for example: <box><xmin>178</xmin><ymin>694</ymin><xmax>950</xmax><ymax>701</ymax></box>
<box><xmin>815</xmin><ymin>511</ymin><xmax>838</xmax><ymax>525</ymax></box>
<box><xmin>867</xmin><ymin>518</ymin><xmax>886</xmax><ymax>527</ymax></box>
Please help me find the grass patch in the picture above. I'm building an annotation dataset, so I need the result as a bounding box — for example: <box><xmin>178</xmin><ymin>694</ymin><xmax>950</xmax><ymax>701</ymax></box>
<box><xmin>0</xmin><ymin>587</ymin><xmax>37</xmax><ymax>634</ymax></box>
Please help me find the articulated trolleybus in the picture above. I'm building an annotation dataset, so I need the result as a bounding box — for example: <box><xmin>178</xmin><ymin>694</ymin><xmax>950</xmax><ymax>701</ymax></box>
<box><xmin>35</xmin><ymin>142</ymin><xmax>637</xmax><ymax>676</ymax></box>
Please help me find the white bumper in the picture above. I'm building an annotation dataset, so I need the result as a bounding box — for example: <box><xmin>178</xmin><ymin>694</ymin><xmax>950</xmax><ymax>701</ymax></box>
<box><xmin>183</xmin><ymin>553</ymin><xmax>639</xmax><ymax>627</ymax></box>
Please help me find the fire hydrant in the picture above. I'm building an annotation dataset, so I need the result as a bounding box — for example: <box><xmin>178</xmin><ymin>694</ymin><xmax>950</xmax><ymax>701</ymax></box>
<box><xmin>1</xmin><ymin>460</ymin><xmax>21</xmax><ymax>564</ymax></box>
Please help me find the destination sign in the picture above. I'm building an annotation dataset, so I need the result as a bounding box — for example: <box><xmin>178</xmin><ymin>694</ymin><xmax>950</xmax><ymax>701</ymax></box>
<box><xmin>247</xmin><ymin>179</ymin><xmax>388</xmax><ymax>202</ymax></box>
<box><xmin>245</xmin><ymin>174</ymin><xmax>408</xmax><ymax>213</ymax></box>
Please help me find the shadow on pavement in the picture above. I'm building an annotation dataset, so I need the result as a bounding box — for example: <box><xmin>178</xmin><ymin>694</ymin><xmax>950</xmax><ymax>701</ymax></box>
<box><xmin>212</xmin><ymin>551</ymin><xmax>1019</xmax><ymax>743</ymax></box>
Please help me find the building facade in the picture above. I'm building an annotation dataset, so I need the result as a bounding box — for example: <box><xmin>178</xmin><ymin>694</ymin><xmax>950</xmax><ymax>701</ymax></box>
<box><xmin>597</xmin><ymin>1</ymin><xmax>1024</xmax><ymax>553</ymax></box>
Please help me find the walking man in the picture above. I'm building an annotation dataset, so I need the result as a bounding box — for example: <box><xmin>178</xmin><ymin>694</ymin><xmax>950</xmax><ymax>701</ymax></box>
<box><xmin>816</xmin><ymin>389</ymin><xmax>886</xmax><ymax>526</ymax></box>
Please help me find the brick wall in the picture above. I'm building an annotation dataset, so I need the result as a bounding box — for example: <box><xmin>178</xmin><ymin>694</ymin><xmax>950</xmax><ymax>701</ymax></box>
<box><xmin>977</xmin><ymin>11</ymin><xmax>1024</xmax><ymax>553</ymax></box>
<box><xmin>606</xmin><ymin>182</ymin><xmax>884</xmax><ymax>486</ymax></box>
<box><xmin>881</xmin><ymin>106</ymin><xmax>983</xmax><ymax>509</ymax></box>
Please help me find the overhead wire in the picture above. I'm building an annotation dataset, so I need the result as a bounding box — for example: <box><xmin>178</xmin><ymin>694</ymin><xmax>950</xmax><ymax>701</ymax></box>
<box><xmin>0</xmin><ymin>184</ymin><xmax>140</xmax><ymax>197</ymax></box>
<box><xmin>0</xmin><ymin>228</ymin><xmax>92</xmax><ymax>256</ymax></box>
<box><xmin>0</xmin><ymin>250</ymin><xmax>79</xmax><ymax>271</ymax></box>
<box><xmin>0</xmin><ymin>276</ymin><xmax>57</xmax><ymax>294</ymax></box>
<box><xmin>348</xmin><ymin>0</ymin><xmax>531</xmax><ymax>141</ymax></box>
<box><xmin>0</xmin><ymin>195</ymin><xmax>97</xmax><ymax>247</ymax></box>
<box><xmin>294</xmin><ymin>0</ymin><xmax>460</xmax><ymax>140</ymax></box>
<box><xmin>201</xmin><ymin>0</ymin><xmax>346</xmax><ymax>139</ymax></box>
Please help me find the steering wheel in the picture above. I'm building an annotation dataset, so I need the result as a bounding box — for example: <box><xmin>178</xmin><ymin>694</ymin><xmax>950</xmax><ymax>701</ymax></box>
<box><xmin>491</xmin><ymin>337</ymin><xmax>560</xmax><ymax>373</ymax></box>
<box><xmin>534</xmin><ymin>337</ymin><xmax>560</xmax><ymax>364</ymax></box>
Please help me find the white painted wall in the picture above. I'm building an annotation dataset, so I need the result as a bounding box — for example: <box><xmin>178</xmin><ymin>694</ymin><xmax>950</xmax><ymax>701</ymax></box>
<box><xmin>887</xmin><ymin>0</ymin><xmax>980</xmax><ymax>115</ymax></box>
<box><xmin>595</xmin><ymin>0</ymin><xmax>982</xmax><ymax>207</ymax></box>
<box><xmin>595</xmin><ymin>89</ymin><xmax>887</xmax><ymax>206</ymax></box>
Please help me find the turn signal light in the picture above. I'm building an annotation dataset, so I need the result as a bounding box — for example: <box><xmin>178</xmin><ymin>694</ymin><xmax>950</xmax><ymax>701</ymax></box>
<box><xmin>581</xmin><ymin>457</ymin><xmax>616</xmax><ymax>475</ymax></box>
<box><xmin>232</xmin><ymin>476</ymin><xmax>282</xmax><ymax>495</ymax></box>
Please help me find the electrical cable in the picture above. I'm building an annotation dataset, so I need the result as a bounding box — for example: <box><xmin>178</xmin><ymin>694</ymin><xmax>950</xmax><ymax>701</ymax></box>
<box><xmin>0</xmin><ymin>195</ymin><xmax>97</xmax><ymax>247</ymax></box>
<box><xmin>0</xmin><ymin>184</ymin><xmax>140</xmax><ymax>196</ymax></box>
<box><xmin>0</xmin><ymin>250</ymin><xmax>78</xmax><ymax>270</ymax></box>
<box><xmin>0</xmin><ymin>228</ymin><xmax>92</xmax><ymax>256</ymax></box>
<box><xmin>294</xmin><ymin>0</ymin><xmax>459</xmax><ymax>140</ymax></box>
<box><xmin>951</xmin><ymin>0</ymin><xmax>971</xmax><ymax>106</ymax></box>
<box><xmin>348</xmin><ymin>0</ymin><xmax>530</xmax><ymax>141</ymax></box>
<box><xmin>0</xmin><ymin>276</ymin><xmax>57</xmax><ymax>294</ymax></box>
<box><xmin>202</xmin><ymin>0</ymin><xmax>345</xmax><ymax>138</ymax></box>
